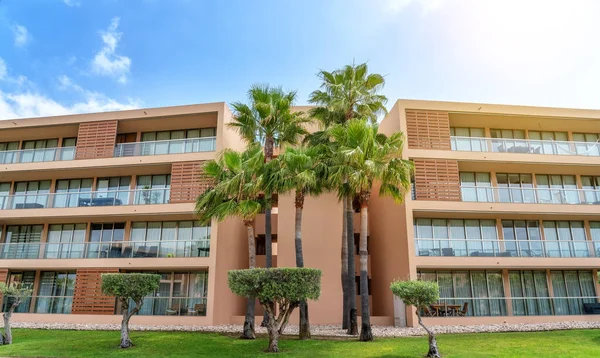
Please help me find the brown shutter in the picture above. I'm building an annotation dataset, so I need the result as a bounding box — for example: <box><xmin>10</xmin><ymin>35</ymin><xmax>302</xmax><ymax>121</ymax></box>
<box><xmin>170</xmin><ymin>161</ymin><xmax>211</xmax><ymax>203</ymax></box>
<box><xmin>413</xmin><ymin>159</ymin><xmax>461</xmax><ymax>201</ymax></box>
<box><xmin>405</xmin><ymin>110</ymin><xmax>451</xmax><ymax>150</ymax></box>
<box><xmin>72</xmin><ymin>268</ymin><xmax>119</xmax><ymax>315</ymax></box>
<box><xmin>75</xmin><ymin>121</ymin><xmax>118</xmax><ymax>159</ymax></box>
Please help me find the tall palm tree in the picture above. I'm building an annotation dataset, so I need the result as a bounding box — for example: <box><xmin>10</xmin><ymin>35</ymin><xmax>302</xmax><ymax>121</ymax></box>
<box><xmin>308</xmin><ymin>62</ymin><xmax>387</xmax><ymax>334</ymax></box>
<box><xmin>330</xmin><ymin>119</ymin><xmax>413</xmax><ymax>341</ymax></box>
<box><xmin>195</xmin><ymin>145</ymin><xmax>265</xmax><ymax>340</ymax></box>
<box><xmin>265</xmin><ymin>146</ymin><xmax>327</xmax><ymax>339</ymax></box>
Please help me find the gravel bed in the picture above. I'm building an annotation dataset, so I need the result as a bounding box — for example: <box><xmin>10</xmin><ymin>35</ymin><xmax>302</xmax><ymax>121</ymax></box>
<box><xmin>11</xmin><ymin>321</ymin><xmax>600</xmax><ymax>337</ymax></box>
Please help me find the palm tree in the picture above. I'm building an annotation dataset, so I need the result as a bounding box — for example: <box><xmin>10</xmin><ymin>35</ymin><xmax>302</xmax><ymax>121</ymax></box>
<box><xmin>308</xmin><ymin>62</ymin><xmax>387</xmax><ymax>334</ymax></box>
<box><xmin>329</xmin><ymin>119</ymin><xmax>413</xmax><ymax>341</ymax></box>
<box><xmin>195</xmin><ymin>145</ymin><xmax>265</xmax><ymax>339</ymax></box>
<box><xmin>265</xmin><ymin>146</ymin><xmax>327</xmax><ymax>339</ymax></box>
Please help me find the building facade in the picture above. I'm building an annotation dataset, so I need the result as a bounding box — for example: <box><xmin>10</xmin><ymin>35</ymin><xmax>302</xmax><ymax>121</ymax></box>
<box><xmin>1</xmin><ymin>99</ymin><xmax>600</xmax><ymax>327</ymax></box>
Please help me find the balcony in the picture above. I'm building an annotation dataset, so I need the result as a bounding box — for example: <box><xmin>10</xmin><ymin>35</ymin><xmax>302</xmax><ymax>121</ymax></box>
<box><xmin>460</xmin><ymin>186</ymin><xmax>600</xmax><ymax>205</ymax></box>
<box><xmin>415</xmin><ymin>238</ymin><xmax>598</xmax><ymax>258</ymax></box>
<box><xmin>0</xmin><ymin>240</ymin><xmax>210</xmax><ymax>260</ymax></box>
<box><xmin>131</xmin><ymin>296</ymin><xmax>208</xmax><ymax>316</ymax></box>
<box><xmin>0</xmin><ymin>188</ymin><xmax>170</xmax><ymax>210</ymax></box>
<box><xmin>0</xmin><ymin>147</ymin><xmax>76</xmax><ymax>164</ymax></box>
<box><xmin>114</xmin><ymin>137</ymin><xmax>216</xmax><ymax>157</ymax></box>
<box><xmin>450</xmin><ymin>136</ymin><xmax>600</xmax><ymax>156</ymax></box>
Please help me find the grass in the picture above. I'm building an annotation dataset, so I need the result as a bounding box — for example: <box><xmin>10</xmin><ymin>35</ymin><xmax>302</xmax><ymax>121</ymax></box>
<box><xmin>0</xmin><ymin>328</ymin><xmax>599</xmax><ymax>357</ymax></box>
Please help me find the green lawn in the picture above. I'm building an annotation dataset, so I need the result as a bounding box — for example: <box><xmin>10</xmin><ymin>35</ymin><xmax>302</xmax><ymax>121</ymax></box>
<box><xmin>0</xmin><ymin>328</ymin><xmax>599</xmax><ymax>357</ymax></box>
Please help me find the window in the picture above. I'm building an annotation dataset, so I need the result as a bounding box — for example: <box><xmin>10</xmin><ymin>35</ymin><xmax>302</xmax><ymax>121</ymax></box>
<box><xmin>86</xmin><ymin>223</ymin><xmax>125</xmax><ymax>258</ymax></box>
<box><xmin>2</xmin><ymin>272</ymin><xmax>35</xmax><ymax>313</ymax></box>
<box><xmin>590</xmin><ymin>222</ymin><xmax>600</xmax><ymax>256</ymax></box>
<box><xmin>0</xmin><ymin>182</ymin><xmax>10</xmax><ymax>210</ymax></box>
<box><xmin>35</xmin><ymin>271</ymin><xmax>76</xmax><ymax>314</ymax></box>
<box><xmin>501</xmin><ymin>220</ymin><xmax>542</xmax><ymax>257</ymax></box>
<box><xmin>2</xmin><ymin>225</ymin><xmax>43</xmax><ymax>259</ymax></box>
<box><xmin>460</xmin><ymin>172</ymin><xmax>492</xmax><ymax>202</ymax></box>
<box><xmin>536</xmin><ymin>175</ymin><xmax>578</xmax><ymax>204</ymax></box>
<box><xmin>45</xmin><ymin>224</ymin><xmax>87</xmax><ymax>259</ymax></box>
<box><xmin>0</xmin><ymin>142</ymin><xmax>19</xmax><ymax>164</ymax></box>
<box><xmin>414</xmin><ymin>219</ymin><xmax>498</xmax><ymax>257</ymax></box>
<box><xmin>528</xmin><ymin>131</ymin><xmax>568</xmax><ymax>155</ymax></box>
<box><xmin>53</xmin><ymin>178</ymin><xmax>93</xmax><ymax>208</ymax></box>
<box><xmin>95</xmin><ymin>176</ymin><xmax>131</xmax><ymax>206</ymax></box>
<box><xmin>418</xmin><ymin>270</ymin><xmax>506</xmax><ymax>317</ymax></box>
<box><xmin>450</xmin><ymin>127</ymin><xmax>485</xmax><ymax>151</ymax></box>
<box><xmin>131</xmin><ymin>221</ymin><xmax>210</xmax><ymax>257</ymax></box>
<box><xmin>135</xmin><ymin>175</ymin><xmax>170</xmax><ymax>204</ymax></box>
<box><xmin>573</xmin><ymin>133</ymin><xmax>600</xmax><ymax>156</ymax></box>
<box><xmin>581</xmin><ymin>176</ymin><xmax>600</xmax><ymax>204</ymax></box>
<box><xmin>496</xmin><ymin>173</ymin><xmax>534</xmax><ymax>203</ymax></box>
<box><xmin>543</xmin><ymin>221</ymin><xmax>588</xmax><ymax>258</ymax></box>
<box><xmin>60</xmin><ymin>138</ymin><xmax>77</xmax><ymax>160</ymax></box>
<box><xmin>20</xmin><ymin>139</ymin><xmax>59</xmax><ymax>163</ymax></box>
<box><xmin>13</xmin><ymin>180</ymin><xmax>51</xmax><ymax>209</ymax></box>
<box><xmin>140</xmin><ymin>128</ymin><xmax>216</xmax><ymax>154</ymax></box>
<box><xmin>550</xmin><ymin>271</ymin><xmax>596</xmax><ymax>315</ymax></box>
<box><xmin>490</xmin><ymin>129</ymin><xmax>526</xmax><ymax>153</ymax></box>
<box><xmin>509</xmin><ymin>271</ymin><xmax>552</xmax><ymax>316</ymax></box>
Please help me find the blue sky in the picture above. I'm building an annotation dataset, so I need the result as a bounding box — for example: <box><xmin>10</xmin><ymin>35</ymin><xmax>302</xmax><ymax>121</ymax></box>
<box><xmin>2</xmin><ymin>0</ymin><xmax>600</xmax><ymax>119</ymax></box>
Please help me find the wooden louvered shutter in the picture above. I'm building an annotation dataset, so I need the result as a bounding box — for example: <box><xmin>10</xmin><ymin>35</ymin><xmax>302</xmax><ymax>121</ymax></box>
<box><xmin>405</xmin><ymin>110</ymin><xmax>451</xmax><ymax>149</ymax></box>
<box><xmin>413</xmin><ymin>159</ymin><xmax>461</xmax><ymax>201</ymax></box>
<box><xmin>71</xmin><ymin>268</ymin><xmax>118</xmax><ymax>315</ymax></box>
<box><xmin>170</xmin><ymin>161</ymin><xmax>211</xmax><ymax>203</ymax></box>
<box><xmin>75</xmin><ymin>121</ymin><xmax>118</xmax><ymax>159</ymax></box>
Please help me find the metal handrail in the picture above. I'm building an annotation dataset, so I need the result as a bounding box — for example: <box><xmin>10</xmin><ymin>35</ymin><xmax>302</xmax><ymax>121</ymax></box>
<box><xmin>0</xmin><ymin>146</ymin><xmax>76</xmax><ymax>164</ymax></box>
<box><xmin>415</xmin><ymin>238</ymin><xmax>597</xmax><ymax>258</ymax></box>
<box><xmin>114</xmin><ymin>137</ymin><xmax>216</xmax><ymax>157</ymax></box>
<box><xmin>459</xmin><ymin>185</ymin><xmax>600</xmax><ymax>205</ymax></box>
<box><xmin>450</xmin><ymin>136</ymin><xmax>600</xmax><ymax>156</ymax></box>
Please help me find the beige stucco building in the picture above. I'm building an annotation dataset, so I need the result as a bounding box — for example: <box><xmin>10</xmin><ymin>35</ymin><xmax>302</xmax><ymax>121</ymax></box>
<box><xmin>1</xmin><ymin>99</ymin><xmax>600</xmax><ymax>328</ymax></box>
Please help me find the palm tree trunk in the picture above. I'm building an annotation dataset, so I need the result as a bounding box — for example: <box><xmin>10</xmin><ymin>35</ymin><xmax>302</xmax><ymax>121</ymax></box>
<box><xmin>262</xmin><ymin>136</ymin><xmax>274</xmax><ymax>328</ymax></box>
<box><xmin>341</xmin><ymin>198</ymin><xmax>349</xmax><ymax>330</ymax></box>
<box><xmin>346</xmin><ymin>195</ymin><xmax>357</xmax><ymax>335</ymax></box>
<box><xmin>358</xmin><ymin>202</ymin><xmax>373</xmax><ymax>341</ymax></box>
<box><xmin>242</xmin><ymin>221</ymin><xmax>256</xmax><ymax>339</ymax></box>
<box><xmin>293</xmin><ymin>190</ymin><xmax>310</xmax><ymax>339</ymax></box>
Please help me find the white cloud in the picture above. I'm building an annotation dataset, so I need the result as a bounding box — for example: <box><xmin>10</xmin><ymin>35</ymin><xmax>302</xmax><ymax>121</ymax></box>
<box><xmin>385</xmin><ymin>0</ymin><xmax>444</xmax><ymax>14</ymax></box>
<box><xmin>12</xmin><ymin>24</ymin><xmax>31</xmax><ymax>48</ymax></box>
<box><xmin>91</xmin><ymin>17</ymin><xmax>131</xmax><ymax>84</ymax></box>
<box><xmin>63</xmin><ymin>0</ymin><xmax>81</xmax><ymax>6</ymax></box>
<box><xmin>0</xmin><ymin>58</ymin><xmax>6</xmax><ymax>80</ymax></box>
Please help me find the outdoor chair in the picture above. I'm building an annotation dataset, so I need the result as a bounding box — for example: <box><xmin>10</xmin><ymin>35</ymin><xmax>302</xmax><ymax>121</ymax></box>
<box><xmin>423</xmin><ymin>305</ymin><xmax>437</xmax><ymax>317</ymax></box>
<box><xmin>442</xmin><ymin>248</ymin><xmax>455</xmax><ymax>257</ymax></box>
<box><xmin>188</xmin><ymin>303</ymin><xmax>206</xmax><ymax>316</ymax></box>
<box><xmin>166</xmin><ymin>304</ymin><xmax>180</xmax><ymax>316</ymax></box>
<box><xmin>457</xmin><ymin>302</ymin><xmax>469</xmax><ymax>317</ymax></box>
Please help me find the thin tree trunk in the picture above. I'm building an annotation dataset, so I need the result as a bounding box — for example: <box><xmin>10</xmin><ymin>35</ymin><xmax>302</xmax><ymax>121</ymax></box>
<box><xmin>417</xmin><ymin>311</ymin><xmax>440</xmax><ymax>358</ymax></box>
<box><xmin>341</xmin><ymin>198</ymin><xmax>349</xmax><ymax>330</ymax></box>
<box><xmin>359</xmin><ymin>202</ymin><xmax>373</xmax><ymax>341</ymax></box>
<box><xmin>293</xmin><ymin>191</ymin><xmax>310</xmax><ymax>339</ymax></box>
<box><xmin>120</xmin><ymin>307</ymin><xmax>133</xmax><ymax>348</ymax></box>
<box><xmin>242</xmin><ymin>222</ymin><xmax>256</xmax><ymax>339</ymax></box>
<box><xmin>262</xmin><ymin>136</ymin><xmax>274</xmax><ymax>328</ymax></box>
<box><xmin>346</xmin><ymin>195</ymin><xmax>358</xmax><ymax>335</ymax></box>
<box><xmin>2</xmin><ymin>303</ymin><xmax>17</xmax><ymax>345</ymax></box>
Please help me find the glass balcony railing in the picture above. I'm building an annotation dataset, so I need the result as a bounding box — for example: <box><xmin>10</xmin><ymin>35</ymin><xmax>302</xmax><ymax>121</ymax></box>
<box><xmin>130</xmin><ymin>296</ymin><xmax>207</xmax><ymax>316</ymax></box>
<box><xmin>0</xmin><ymin>188</ymin><xmax>170</xmax><ymax>210</ymax></box>
<box><xmin>0</xmin><ymin>147</ymin><xmax>76</xmax><ymax>164</ymax></box>
<box><xmin>460</xmin><ymin>185</ymin><xmax>600</xmax><ymax>205</ymax></box>
<box><xmin>0</xmin><ymin>240</ymin><xmax>210</xmax><ymax>259</ymax></box>
<box><xmin>114</xmin><ymin>137</ymin><xmax>216</xmax><ymax>157</ymax></box>
<box><xmin>450</xmin><ymin>136</ymin><xmax>600</xmax><ymax>156</ymax></box>
<box><xmin>415</xmin><ymin>238</ymin><xmax>598</xmax><ymax>258</ymax></box>
<box><xmin>33</xmin><ymin>296</ymin><xmax>74</xmax><ymax>314</ymax></box>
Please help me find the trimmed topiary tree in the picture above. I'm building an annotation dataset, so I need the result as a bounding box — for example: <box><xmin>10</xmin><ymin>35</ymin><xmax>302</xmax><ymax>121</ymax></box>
<box><xmin>0</xmin><ymin>282</ymin><xmax>32</xmax><ymax>345</ymax></box>
<box><xmin>390</xmin><ymin>280</ymin><xmax>441</xmax><ymax>358</ymax></box>
<box><xmin>228</xmin><ymin>268</ymin><xmax>322</xmax><ymax>353</ymax></box>
<box><xmin>101</xmin><ymin>273</ymin><xmax>161</xmax><ymax>348</ymax></box>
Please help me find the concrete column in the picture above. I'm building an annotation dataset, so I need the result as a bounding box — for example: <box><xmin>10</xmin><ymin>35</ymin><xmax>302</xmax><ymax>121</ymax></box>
<box><xmin>38</xmin><ymin>224</ymin><xmax>49</xmax><ymax>259</ymax></box>
<box><xmin>29</xmin><ymin>270</ymin><xmax>41</xmax><ymax>313</ymax></box>
<box><xmin>502</xmin><ymin>269</ymin><xmax>513</xmax><ymax>316</ymax></box>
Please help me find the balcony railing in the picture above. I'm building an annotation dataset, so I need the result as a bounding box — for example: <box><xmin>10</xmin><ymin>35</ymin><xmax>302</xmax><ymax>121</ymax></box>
<box><xmin>0</xmin><ymin>240</ymin><xmax>210</xmax><ymax>259</ymax></box>
<box><xmin>460</xmin><ymin>185</ymin><xmax>600</xmax><ymax>205</ymax></box>
<box><xmin>33</xmin><ymin>296</ymin><xmax>74</xmax><ymax>314</ymax></box>
<box><xmin>131</xmin><ymin>296</ymin><xmax>207</xmax><ymax>316</ymax></box>
<box><xmin>0</xmin><ymin>147</ymin><xmax>76</xmax><ymax>164</ymax></box>
<box><xmin>0</xmin><ymin>188</ymin><xmax>170</xmax><ymax>210</ymax></box>
<box><xmin>450</xmin><ymin>136</ymin><xmax>600</xmax><ymax>156</ymax></box>
<box><xmin>415</xmin><ymin>238</ymin><xmax>598</xmax><ymax>258</ymax></box>
<box><xmin>114</xmin><ymin>137</ymin><xmax>216</xmax><ymax>157</ymax></box>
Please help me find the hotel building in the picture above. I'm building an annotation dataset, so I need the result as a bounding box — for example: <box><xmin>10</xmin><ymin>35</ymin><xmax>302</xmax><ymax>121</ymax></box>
<box><xmin>1</xmin><ymin>99</ymin><xmax>600</xmax><ymax>328</ymax></box>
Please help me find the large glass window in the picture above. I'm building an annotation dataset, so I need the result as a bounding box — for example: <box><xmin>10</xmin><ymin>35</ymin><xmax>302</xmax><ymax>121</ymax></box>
<box><xmin>418</xmin><ymin>270</ymin><xmax>506</xmax><ymax>317</ymax></box>
<box><xmin>550</xmin><ymin>270</ymin><xmax>596</xmax><ymax>315</ymax></box>
<box><xmin>2</xmin><ymin>272</ymin><xmax>35</xmax><ymax>313</ymax></box>
<box><xmin>460</xmin><ymin>172</ymin><xmax>492</xmax><ymax>202</ymax></box>
<box><xmin>509</xmin><ymin>271</ymin><xmax>552</xmax><ymax>316</ymax></box>
<box><xmin>0</xmin><ymin>182</ymin><xmax>10</xmax><ymax>210</ymax></box>
<box><xmin>136</xmin><ymin>271</ymin><xmax>208</xmax><ymax>316</ymax></box>
<box><xmin>581</xmin><ymin>176</ymin><xmax>600</xmax><ymax>204</ymax></box>
<box><xmin>135</xmin><ymin>175</ymin><xmax>170</xmax><ymax>204</ymax></box>
<box><xmin>141</xmin><ymin>128</ymin><xmax>216</xmax><ymax>154</ymax></box>
<box><xmin>528</xmin><ymin>131</ymin><xmax>569</xmax><ymax>155</ymax></box>
<box><xmin>94</xmin><ymin>176</ymin><xmax>131</xmax><ymax>206</ymax></box>
<box><xmin>45</xmin><ymin>224</ymin><xmax>87</xmax><ymax>259</ymax></box>
<box><xmin>536</xmin><ymin>175</ymin><xmax>578</xmax><ymax>204</ymax></box>
<box><xmin>450</xmin><ymin>127</ymin><xmax>485</xmax><ymax>151</ymax></box>
<box><xmin>591</xmin><ymin>222</ymin><xmax>600</xmax><ymax>257</ymax></box>
<box><xmin>12</xmin><ymin>180</ymin><xmax>51</xmax><ymax>209</ymax></box>
<box><xmin>0</xmin><ymin>142</ymin><xmax>19</xmax><ymax>164</ymax></box>
<box><xmin>2</xmin><ymin>225</ymin><xmax>43</xmax><ymax>259</ymax></box>
<box><xmin>35</xmin><ymin>271</ymin><xmax>76</xmax><ymax>314</ymax></box>
<box><xmin>86</xmin><ymin>223</ymin><xmax>125</xmax><ymax>258</ymax></box>
<box><xmin>131</xmin><ymin>221</ymin><xmax>210</xmax><ymax>258</ymax></box>
<box><xmin>53</xmin><ymin>179</ymin><xmax>93</xmax><ymax>208</ymax></box>
<box><xmin>573</xmin><ymin>133</ymin><xmax>600</xmax><ymax>156</ymax></box>
<box><xmin>20</xmin><ymin>139</ymin><xmax>59</xmax><ymax>163</ymax></box>
<box><xmin>490</xmin><ymin>129</ymin><xmax>526</xmax><ymax>153</ymax></box>
<box><xmin>496</xmin><ymin>173</ymin><xmax>534</xmax><ymax>203</ymax></box>
<box><xmin>543</xmin><ymin>221</ymin><xmax>589</xmax><ymax>258</ymax></box>
<box><xmin>60</xmin><ymin>138</ymin><xmax>77</xmax><ymax>160</ymax></box>
<box><xmin>414</xmin><ymin>219</ymin><xmax>498</xmax><ymax>257</ymax></box>
<box><xmin>501</xmin><ymin>220</ymin><xmax>542</xmax><ymax>257</ymax></box>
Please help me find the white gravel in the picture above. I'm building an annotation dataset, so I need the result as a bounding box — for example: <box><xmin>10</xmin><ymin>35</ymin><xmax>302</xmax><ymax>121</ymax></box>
<box><xmin>11</xmin><ymin>321</ymin><xmax>600</xmax><ymax>337</ymax></box>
